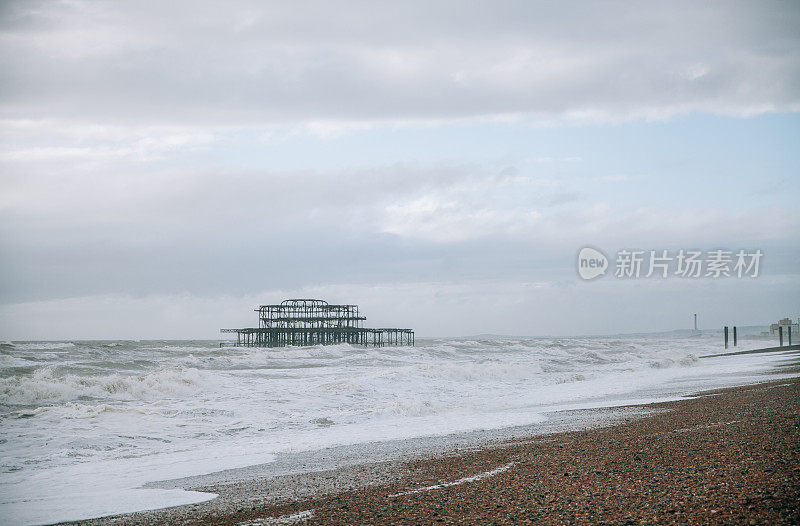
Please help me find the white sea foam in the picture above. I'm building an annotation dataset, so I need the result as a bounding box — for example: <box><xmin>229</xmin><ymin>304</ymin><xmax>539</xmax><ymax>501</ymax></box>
<box><xmin>0</xmin><ymin>336</ymin><xmax>796</xmax><ymax>525</ymax></box>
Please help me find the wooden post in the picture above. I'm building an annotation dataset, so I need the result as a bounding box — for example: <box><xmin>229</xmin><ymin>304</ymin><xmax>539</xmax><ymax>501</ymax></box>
<box><xmin>779</xmin><ymin>326</ymin><xmax>783</xmax><ymax>346</ymax></box>
<box><xmin>724</xmin><ymin>326</ymin><xmax>729</xmax><ymax>349</ymax></box>
<box><xmin>733</xmin><ymin>326</ymin><xmax>737</xmax><ymax>347</ymax></box>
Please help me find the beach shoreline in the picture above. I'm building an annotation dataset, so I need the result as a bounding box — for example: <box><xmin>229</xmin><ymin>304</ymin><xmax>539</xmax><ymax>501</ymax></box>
<box><xmin>67</xmin><ymin>371</ymin><xmax>800</xmax><ymax>525</ymax></box>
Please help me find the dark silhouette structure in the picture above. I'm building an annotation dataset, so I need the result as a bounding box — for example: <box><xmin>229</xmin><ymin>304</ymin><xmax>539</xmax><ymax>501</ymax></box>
<box><xmin>221</xmin><ymin>299</ymin><xmax>414</xmax><ymax>347</ymax></box>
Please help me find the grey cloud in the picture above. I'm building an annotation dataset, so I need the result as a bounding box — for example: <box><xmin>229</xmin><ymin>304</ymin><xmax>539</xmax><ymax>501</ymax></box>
<box><xmin>1</xmin><ymin>157</ymin><xmax>797</xmax><ymax>304</ymax></box>
<box><xmin>1</xmin><ymin>1</ymin><xmax>799</xmax><ymax>126</ymax></box>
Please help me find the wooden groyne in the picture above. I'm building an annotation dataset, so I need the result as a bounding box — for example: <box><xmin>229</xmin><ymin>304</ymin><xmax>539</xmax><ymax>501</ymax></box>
<box><xmin>221</xmin><ymin>298</ymin><xmax>414</xmax><ymax>347</ymax></box>
<box><xmin>701</xmin><ymin>343</ymin><xmax>800</xmax><ymax>359</ymax></box>
<box><xmin>709</xmin><ymin>320</ymin><xmax>799</xmax><ymax>357</ymax></box>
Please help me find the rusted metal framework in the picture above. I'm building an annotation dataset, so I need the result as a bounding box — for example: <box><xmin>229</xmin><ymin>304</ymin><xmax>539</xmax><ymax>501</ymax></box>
<box><xmin>221</xmin><ymin>299</ymin><xmax>414</xmax><ymax>347</ymax></box>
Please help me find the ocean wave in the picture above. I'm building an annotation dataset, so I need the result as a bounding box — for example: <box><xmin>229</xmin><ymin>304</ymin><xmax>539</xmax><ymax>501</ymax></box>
<box><xmin>24</xmin><ymin>401</ymin><xmax>181</xmax><ymax>419</ymax></box>
<box><xmin>0</xmin><ymin>354</ymin><xmax>34</xmax><ymax>368</ymax></box>
<box><xmin>316</xmin><ymin>378</ymin><xmax>363</xmax><ymax>392</ymax></box>
<box><xmin>369</xmin><ymin>397</ymin><xmax>438</xmax><ymax>417</ymax></box>
<box><xmin>552</xmin><ymin>373</ymin><xmax>588</xmax><ymax>384</ymax></box>
<box><xmin>647</xmin><ymin>353</ymin><xmax>699</xmax><ymax>369</ymax></box>
<box><xmin>11</xmin><ymin>342</ymin><xmax>75</xmax><ymax>351</ymax></box>
<box><xmin>406</xmin><ymin>360</ymin><xmax>543</xmax><ymax>382</ymax></box>
<box><xmin>177</xmin><ymin>345</ymin><xmax>363</xmax><ymax>371</ymax></box>
<box><xmin>155</xmin><ymin>344</ymin><xmax>228</xmax><ymax>354</ymax></box>
<box><xmin>0</xmin><ymin>366</ymin><xmax>204</xmax><ymax>405</ymax></box>
<box><xmin>680</xmin><ymin>354</ymin><xmax>699</xmax><ymax>365</ymax></box>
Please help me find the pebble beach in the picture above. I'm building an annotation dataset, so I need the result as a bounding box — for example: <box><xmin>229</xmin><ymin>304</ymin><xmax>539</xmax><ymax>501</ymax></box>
<box><xmin>69</xmin><ymin>372</ymin><xmax>800</xmax><ymax>525</ymax></box>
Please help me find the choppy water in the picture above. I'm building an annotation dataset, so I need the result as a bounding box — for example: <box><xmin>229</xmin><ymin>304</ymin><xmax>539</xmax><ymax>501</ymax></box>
<box><xmin>0</xmin><ymin>336</ymin><xmax>795</xmax><ymax>524</ymax></box>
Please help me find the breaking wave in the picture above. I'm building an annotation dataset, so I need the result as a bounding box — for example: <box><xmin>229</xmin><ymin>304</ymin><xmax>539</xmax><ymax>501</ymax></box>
<box><xmin>0</xmin><ymin>354</ymin><xmax>34</xmax><ymax>369</ymax></box>
<box><xmin>0</xmin><ymin>366</ymin><xmax>204</xmax><ymax>406</ymax></box>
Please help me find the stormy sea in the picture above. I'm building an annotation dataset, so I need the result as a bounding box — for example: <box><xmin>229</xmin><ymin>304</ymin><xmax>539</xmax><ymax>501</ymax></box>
<box><xmin>0</xmin><ymin>335</ymin><xmax>795</xmax><ymax>524</ymax></box>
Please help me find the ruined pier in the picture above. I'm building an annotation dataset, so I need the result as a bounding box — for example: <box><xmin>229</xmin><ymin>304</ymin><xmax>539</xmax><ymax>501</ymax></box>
<box><xmin>221</xmin><ymin>298</ymin><xmax>414</xmax><ymax>347</ymax></box>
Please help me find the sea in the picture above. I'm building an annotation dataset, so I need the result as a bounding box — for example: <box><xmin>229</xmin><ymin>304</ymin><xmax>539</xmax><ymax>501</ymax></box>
<box><xmin>0</xmin><ymin>335</ymin><xmax>796</xmax><ymax>525</ymax></box>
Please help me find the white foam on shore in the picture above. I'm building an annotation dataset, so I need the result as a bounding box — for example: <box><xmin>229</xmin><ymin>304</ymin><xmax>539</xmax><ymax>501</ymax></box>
<box><xmin>388</xmin><ymin>462</ymin><xmax>515</xmax><ymax>497</ymax></box>
<box><xmin>1</xmin><ymin>488</ymin><xmax>215</xmax><ymax>526</ymax></box>
<box><xmin>239</xmin><ymin>509</ymin><xmax>315</xmax><ymax>525</ymax></box>
<box><xmin>0</xmin><ymin>444</ymin><xmax>276</xmax><ymax>525</ymax></box>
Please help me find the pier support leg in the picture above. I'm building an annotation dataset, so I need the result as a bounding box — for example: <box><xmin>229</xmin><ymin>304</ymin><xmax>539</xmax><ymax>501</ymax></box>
<box><xmin>724</xmin><ymin>326</ymin><xmax>729</xmax><ymax>349</ymax></box>
<box><xmin>733</xmin><ymin>326</ymin><xmax>737</xmax><ymax>347</ymax></box>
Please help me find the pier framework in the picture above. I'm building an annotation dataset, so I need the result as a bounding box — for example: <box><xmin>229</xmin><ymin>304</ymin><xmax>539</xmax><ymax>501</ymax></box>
<box><xmin>221</xmin><ymin>299</ymin><xmax>414</xmax><ymax>347</ymax></box>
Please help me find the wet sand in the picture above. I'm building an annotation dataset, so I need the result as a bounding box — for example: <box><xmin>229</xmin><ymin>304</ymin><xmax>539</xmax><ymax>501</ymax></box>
<box><xmin>71</xmin><ymin>375</ymin><xmax>799</xmax><ymax>525</ymax></box>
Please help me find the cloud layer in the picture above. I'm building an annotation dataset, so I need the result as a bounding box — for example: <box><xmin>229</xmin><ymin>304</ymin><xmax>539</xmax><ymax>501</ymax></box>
<box><xmin>2</xmin><ymin>1</ymin><xmax>799</xmax><ymax>126</ymax></box>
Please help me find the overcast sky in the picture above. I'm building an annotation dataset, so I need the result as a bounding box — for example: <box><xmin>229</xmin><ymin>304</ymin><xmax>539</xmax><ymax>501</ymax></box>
<box><xmin>1</xmin><ymin>0</ymin><xmax>798</xmax><ymax>339</ymax></box>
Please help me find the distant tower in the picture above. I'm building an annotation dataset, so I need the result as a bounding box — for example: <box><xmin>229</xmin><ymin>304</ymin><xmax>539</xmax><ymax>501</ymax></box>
<box><xmin>694</xmin><ymin>313</ymin><xmax>697</xmax><ymax>331</ymax></box>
